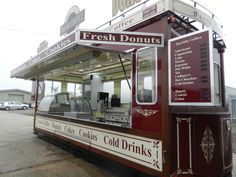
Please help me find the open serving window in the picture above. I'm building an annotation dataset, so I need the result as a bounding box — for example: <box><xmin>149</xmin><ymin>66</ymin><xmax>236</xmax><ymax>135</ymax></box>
<box><xmin>11</xmin><ymin>34</ymin><xmax>133</xmax><ymax>128</ymax></box>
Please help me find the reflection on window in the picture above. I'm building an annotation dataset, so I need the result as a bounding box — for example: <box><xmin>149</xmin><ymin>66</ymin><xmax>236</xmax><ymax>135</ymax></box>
<box><xmin>144</xmin><ymin>76</ymin><xmax>152</xmax><ymax>90</ymax></box>
<box><xmin>44</xmin><ymin>81</ymin><xmax>61</xmax><ymax>96</ymax></box>
<box><xmin>121</xmin><ymin>79</ymin><xmax>131</xmax><ymax>103</ymax></box>
<box><xmin>136</xmin><ymin>47</ymin><xmax>157</xmax><ymax>104</ymax></box>
<box><xmin>103</xmin><ymin>81</ymin><xmax>114</xmax><ymax>99</ymax></box>
<box><xmin>70</xmin><ymin>97</ymin><xmax>92</xmax><ymax>114</ymax></box>
<box><xmin>67</xmin><ymin>83</ymin><xmax>82</xmax><ymax>97</ymax></box>
<box><xmin>56</xmin><ymin>93</ymin><xmax>69</xmax><ymax>105</ymax></box>
<box><xmin>84</xmin><ymin>84</ymin><xmax>91</xmax><ymax>99</ymax></box>
<box><xmin>214</xmin><ymin>63</ymin><xmax>221</xmax><ymax>105</ymax></box>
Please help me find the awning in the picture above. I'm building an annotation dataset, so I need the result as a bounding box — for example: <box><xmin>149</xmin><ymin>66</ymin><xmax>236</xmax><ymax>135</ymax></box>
<box><xmin>11</xmin><ymin>31</ymin><xmax>132</xmax><ymax>83</ymax></box>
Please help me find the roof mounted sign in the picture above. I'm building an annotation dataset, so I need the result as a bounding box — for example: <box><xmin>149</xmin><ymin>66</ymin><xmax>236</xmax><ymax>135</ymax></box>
<box><xmin>37</xmin><ymin>40</ymin><xmax>48</xmax><ymax>54</ymax></box>
<box><xmin>78</xmin><ymin>29</ymin><xmax>164</xmax><ymax>47</ymax></box>
<box><xmin>112</xmin><ymin>0</ymin><xmax>142</xmax><ymax>17</ymax></box>
<box><xmin>60</xmin><ymin>6</ymin><xmax>85</xmax><ymax>36</ymax></box>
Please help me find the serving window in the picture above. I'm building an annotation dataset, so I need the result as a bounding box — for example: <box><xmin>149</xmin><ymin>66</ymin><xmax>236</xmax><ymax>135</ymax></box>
<box><xmin>38</xmin><ymin>48</ymin><xmax>133</xmax><ymax>128</ymax></box>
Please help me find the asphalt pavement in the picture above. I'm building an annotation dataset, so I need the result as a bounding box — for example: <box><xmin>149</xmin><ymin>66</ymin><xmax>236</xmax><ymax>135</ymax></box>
<box><xmin>0</xmin><ymin>110</ymin><xmax>149</xmax><ymax>177</ymax></box>
<box><xmin>232</xmin><ymin>122</ymin><xmax>236</xmax><ymax>154</ymax></box>
<box><xmin>0</xmin><ymin>110</ymin><xmax>235</xmax><ymax>177</ymax></box>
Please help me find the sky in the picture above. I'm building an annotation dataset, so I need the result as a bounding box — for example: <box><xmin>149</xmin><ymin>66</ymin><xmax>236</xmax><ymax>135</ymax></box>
<box><xmin>0</xmin><ymin>0</ymin><xmax>235</xmax><ymax>92</ymax></box>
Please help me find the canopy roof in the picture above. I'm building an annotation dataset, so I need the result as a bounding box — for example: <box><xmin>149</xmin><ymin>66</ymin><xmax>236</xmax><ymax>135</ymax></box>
<box><xmin>11</xmin><ymin>31</ymin><xmax>131</xmax><ymax>83</ymax></box>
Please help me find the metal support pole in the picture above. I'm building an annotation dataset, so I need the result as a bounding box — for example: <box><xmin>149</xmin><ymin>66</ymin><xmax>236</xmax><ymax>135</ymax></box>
<box><xmin>33</xmin><ymin>78</ymin><xmax>39</xmax><ymax>132</ymax></box>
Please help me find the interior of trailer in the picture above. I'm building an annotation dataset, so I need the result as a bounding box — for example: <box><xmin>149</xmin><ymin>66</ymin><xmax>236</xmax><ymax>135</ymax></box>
<box><xmin>32</xmin><ymin>44</ymin><xmax>134</xmax><ymax>128</ymax></box>
<box><xmin>36</xmin><ymin>45</ymin><xmax>158</xmax><ymax>128</ymax></box>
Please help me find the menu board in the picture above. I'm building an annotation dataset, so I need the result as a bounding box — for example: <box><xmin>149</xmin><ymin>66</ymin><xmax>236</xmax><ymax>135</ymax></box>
<box><xmin>168</xmin><ymin>29</ymin><xmax>213</xmax><ymax>105</ymax></box>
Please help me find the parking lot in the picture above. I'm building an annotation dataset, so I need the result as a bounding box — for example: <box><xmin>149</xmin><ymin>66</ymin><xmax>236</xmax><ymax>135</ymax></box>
<box><xmin>0</xmin><ymin>110</ymin><xmax>151</xmax><ymax>177</ymax></box>
<box><xmin>0</xmin><ymin>110</ymin><xmax>235</xmax><ymax>177</ymax></box>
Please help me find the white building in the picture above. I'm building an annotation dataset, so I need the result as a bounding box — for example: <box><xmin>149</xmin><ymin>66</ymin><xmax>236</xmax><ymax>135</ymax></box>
<box><xmin>0</xmin><ymin>89</ymin><xmax>31</xmax><ymax>104</ymax></box>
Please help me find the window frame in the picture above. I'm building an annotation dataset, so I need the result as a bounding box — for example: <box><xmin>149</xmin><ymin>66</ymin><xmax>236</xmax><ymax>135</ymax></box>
<box><xmin>136</xmin><ymin>47</ymin><xmax>158</xmax><ymax>105</ymax></box>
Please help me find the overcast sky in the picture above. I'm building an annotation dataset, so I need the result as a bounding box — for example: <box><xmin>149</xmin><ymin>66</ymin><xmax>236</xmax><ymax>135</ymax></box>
<box><xmin>0</xmin><ymin>0</ymin><xmax>234</xmax><ymax>92</ymax></box>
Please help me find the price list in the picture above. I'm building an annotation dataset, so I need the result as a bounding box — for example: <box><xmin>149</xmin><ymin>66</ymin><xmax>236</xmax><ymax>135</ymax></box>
<box><xmin>169</xmin><ymin>30</ymin><xmax>212</xmax><ymax>105</ymax></box>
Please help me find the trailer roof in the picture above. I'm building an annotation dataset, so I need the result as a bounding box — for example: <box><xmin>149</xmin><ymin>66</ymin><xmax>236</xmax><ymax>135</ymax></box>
<box><xmin>11</xmin><ymin>0</ymin><xmax>225</xmax><ymax>81</ymax></box>
<box><xmin>98</xmin><ymin>0</ymin><xmax>224</xmax><ymax>46</ymax></box>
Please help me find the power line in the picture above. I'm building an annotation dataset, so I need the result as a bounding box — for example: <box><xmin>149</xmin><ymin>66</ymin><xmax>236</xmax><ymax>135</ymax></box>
<box><xmin>0</xmin><ymin>26</ymin><xmax>50</xmax><ymax>36</ymax></box>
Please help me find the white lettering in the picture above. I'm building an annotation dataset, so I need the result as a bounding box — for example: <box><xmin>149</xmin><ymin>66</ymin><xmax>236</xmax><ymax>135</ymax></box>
<box><xmin>120</xmin><ymin>34</ymin><xmax>161</xmax><ymax>44</ymax></box>
<box><xmin>82</xmin><ymin>32</ymin><xmax>89</xmax><ymax>40</ymax></box>
<box><xmin>112</xmin><ymin>0</ymin><xmax>142</xmax><ymax>17</ymax></box>
<box><xmin>81</xmin><ymin>32</ymin><xmax>116</xmax><ymax>41</ymax></box>
<box><xmin>112</xmin><ymin>18</ymin><xmax>134</xmax><ymax>31</ymax></box>
<box><xmin>120</xmin><ymin>34</ymin><xmax>129</xmax><ymax>42</ymax></box>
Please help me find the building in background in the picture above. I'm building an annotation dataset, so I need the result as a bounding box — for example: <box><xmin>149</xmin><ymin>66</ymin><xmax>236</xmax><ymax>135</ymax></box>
<box><xmin>0</xmin><ymin>89</ymin><xmax>31</xmax><ymax>104</ymax></box>
<box><xmin>226</xmin><ymin>86</ymin><xmax>236</xmax><ymax>122</ymax></box>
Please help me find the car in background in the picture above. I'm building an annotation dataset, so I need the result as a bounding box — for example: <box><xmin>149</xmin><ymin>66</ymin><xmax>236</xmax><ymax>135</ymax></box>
<box><xmin>0</xmin><ymin>101</ymin><xmax>29</xmax><ymax>110</ymax></box>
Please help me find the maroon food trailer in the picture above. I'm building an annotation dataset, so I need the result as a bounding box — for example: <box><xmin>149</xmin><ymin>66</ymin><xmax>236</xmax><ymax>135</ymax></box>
<box><xmin>11</xmin><ymin>0</ymin><xmax>232</xmax><ymax>176</ymax></box>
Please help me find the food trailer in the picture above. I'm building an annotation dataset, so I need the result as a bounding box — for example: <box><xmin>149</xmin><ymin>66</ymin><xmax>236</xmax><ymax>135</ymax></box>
<box><xmin>11</xmin><ymin>0</ymin><xmax>232</xmax><ymax>176</ymax></box>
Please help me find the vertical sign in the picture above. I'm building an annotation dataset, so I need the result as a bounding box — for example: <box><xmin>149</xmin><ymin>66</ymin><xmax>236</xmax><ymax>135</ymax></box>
<box><xmin>169</xmin><ymin>29</ymin><xmax>213</xmax><ymax>105</ymax></box>
<box><xmin>37</xmin><ymin>40</ymin><xmax>48</xmax><ymax>53</ymax></box>
<box><xmin>60</xmin><ymin>6</ymin><xmax>85</xmax><ymax>36</ymax></box>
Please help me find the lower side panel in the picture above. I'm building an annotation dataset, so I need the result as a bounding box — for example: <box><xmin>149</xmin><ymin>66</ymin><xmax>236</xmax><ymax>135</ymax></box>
<box><xmin>35</xmin><ymin>116</ymin><xmax>163</xmax><ymax>176</ymax></box>
<box><xmin>173</xmin><ymin>113</ymin><xmax>232</xmax><ymax>177</ymax></box>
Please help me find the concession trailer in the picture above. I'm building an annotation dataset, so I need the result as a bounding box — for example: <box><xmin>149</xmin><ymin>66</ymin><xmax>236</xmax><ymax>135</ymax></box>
<box><xmin>11</xmin><ymin>0</ymin><xmax>232</xmax><ymax>176</ymax></box>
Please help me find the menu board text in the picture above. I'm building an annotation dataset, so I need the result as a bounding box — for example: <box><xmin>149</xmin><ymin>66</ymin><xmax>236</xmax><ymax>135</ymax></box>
<box><xmin>169</xmin><ymin>29</ymin><xmax>213</xmax><ymax>105</ymax></box>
